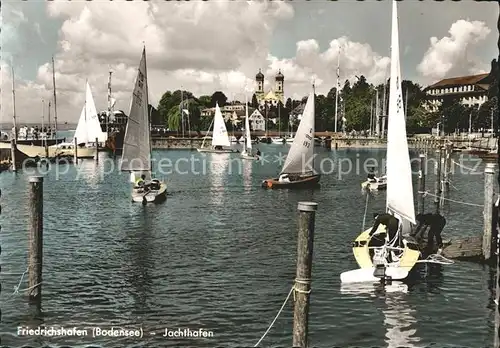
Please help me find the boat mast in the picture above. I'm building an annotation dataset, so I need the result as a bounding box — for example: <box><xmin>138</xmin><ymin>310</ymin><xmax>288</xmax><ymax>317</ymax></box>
<box><xmin>334</xmin><ymin>45</ymin><xmax>340</xmax><ymax>133</ymax></box>
<box><xmin>143</xmin><ymin>45</ymin><xmax>153</xmax><ymax>174</ymax></box>
<box><xmin>48</xmin><ymin>100</ymin><xmax>51</xmax><ymax>138</ymax></box>
<box><xmin>52</xmin><ymin>56</ymin><xmax>58</xmax><ymax>140</ymax></box>
<box><xmin>41</xmin><ymin>99</ymin><xmax>45</xmax><ymax>147</ymax></box>
<box><xmin>11</xmin><ymin>64</ymin><xmax>18</xmax><ymax>143</ymax></box>
<box><xmin>107</xmin><ymin>70</ymin><xmax>112</xmax><ymax>134</ymax></box>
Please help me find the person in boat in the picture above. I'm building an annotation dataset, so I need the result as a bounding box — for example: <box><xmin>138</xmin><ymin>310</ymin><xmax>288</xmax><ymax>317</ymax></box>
<box><xmin>278</xmin><ymin>173</ymin><xmax>291</xmax><ymax>183</ymax></box>
<box><xmin>412</xmin><ymin>213</ymin><xmax>446</xmax><ymax>255</ymax></box>
<box><xmin>135</xmin><ymin>174</ymin><xmax>148</xmax><ymax>189</ymax></box>
<box><xmin>214</xmin><ymin>145</ymin><xmax>223</xmax><ymax>150</ymax></box>
<box><xmin>367</xmin><ymin>167</ymin><xmax>376</xmax><ymax>182</ymax></box>
<box><xmin>369</xmin><ymin>213</ymin><xmax>400</xmax><ymax>245</ymax></box>
<box><xmin>256</xmin><ymin>149</ymin><xmax>261</xmax><ymax>156</ymax></box>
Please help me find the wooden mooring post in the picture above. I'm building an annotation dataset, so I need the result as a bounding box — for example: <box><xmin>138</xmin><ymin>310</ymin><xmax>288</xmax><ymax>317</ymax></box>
<box><xmin>10</xmin><ymin>139</ymin><xmax>17</xmax><ymax>172</ymax></box>
<box><xmin>483</xmin><ymin>163</ymin><xmax>496</xmax><ymax>261</ymax></box>
<box><xmin>28</xmin><ymin>176</ymin><xmax>43</xmax><ymax>305</ymax></box>
<box><xmin>418</xmin><ymin>154</ymin><xmax>426</xmax><ymax>215</ymax></box>
<box><xmin>434</xmin><ymin>148</ymin><xmax>442</xmax><ymax>214</ymax></box>
<box><xmin>73</xmin><ymin>137</ymin><xmax>78</xmax><ymax>164</ymax></box>
<box><xmin>94</xmin><ymin>137</ymin><xmax>99</xmax><ymax>162</ymax></box>
<box><xmin>292</xmin><ymin>202</ymin><xmax>317</xmax><ymax>348</ymax></box>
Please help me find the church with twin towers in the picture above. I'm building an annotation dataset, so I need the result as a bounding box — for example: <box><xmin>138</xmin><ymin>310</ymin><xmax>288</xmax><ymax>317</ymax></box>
<box><xmin>254</xmin><ymin>69</ymin><xmax>285</xmax><ymax>107</ymax></box>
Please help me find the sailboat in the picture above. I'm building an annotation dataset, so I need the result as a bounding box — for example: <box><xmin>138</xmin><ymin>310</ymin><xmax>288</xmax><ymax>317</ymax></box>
<box><xmin>198</xmin><ymin>103</ymin><xmax>236</xmax><ymax>153</ymax></box>
<box><xmin>120</xmin><ymin>47</ymin><xmax>167</xmax><ymax>205</ymax></box>
<box><xmin>51</xmin><ymin>82</ymin><xmax>103</xmax><ymax>158</ymax></box>
<box><xmin>241</xmin><ymin>95</ymin><xmax>259</xmax><ymax>160</ymax></box>
<box><xmin>261</xmin><ymin>88</ymin><xmax>320</xmax><ymax>189</ymax></box>
<box><xmin>340</xmin><ymin>0</ymin><xmax>422</xmax><ymax>283</ymax></box>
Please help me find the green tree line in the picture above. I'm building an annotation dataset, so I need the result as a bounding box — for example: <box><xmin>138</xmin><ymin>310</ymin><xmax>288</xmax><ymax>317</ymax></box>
<box><xmin>155</xmin><ymin>59</ymin><xmax>498</xmax><ymax>135</ymax></box>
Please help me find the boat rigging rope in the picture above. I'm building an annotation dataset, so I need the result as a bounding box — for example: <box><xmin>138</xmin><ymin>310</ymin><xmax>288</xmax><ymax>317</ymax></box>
<box><xmin>416</xmin><ymin>253</ymin><xmax>454</xmax><ymax>265</ymax></box>
<box><xmin>451</xmin><ymin>159</ymin><xmax>483</xmax><ymax>174</ymax></box>
<box><xmin>362</xmin><ymin>192</ymin><xmax>370</xmax><ymax>231</ymax></box>
<box><xmin>418</xmin><ymin>190</ymin><xmax>483</xmax><ymax>207</ymax></box>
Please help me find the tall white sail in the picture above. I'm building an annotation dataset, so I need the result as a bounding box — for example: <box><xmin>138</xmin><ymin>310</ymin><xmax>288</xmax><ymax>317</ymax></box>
<box><xmin>73</xmin><ymin>82</ymin><xmax>107</xmax><ymax>144</ymax></box>
<box><xmin>211</xmin><ymin>103</ymin><xmax>231</xmax><ymax>147</ymax></box>
<box><xmin>120</xmin><ymin>48</ymin><xmax>151</xmax><ymax>175</ymax></box>
<box><xmin>245</xmin><ymin>103</ymin><xmax>252</xmax><ymax>150</ymax></box>
<box><xmin>386</xmin><ymin>0</ymin><xmax>415</xmax><ymax>225</ymax></box>
<box><xmin>280</xmin><ymin>91</ymin><xmax>315</xmax><ymax>175</ymax></box>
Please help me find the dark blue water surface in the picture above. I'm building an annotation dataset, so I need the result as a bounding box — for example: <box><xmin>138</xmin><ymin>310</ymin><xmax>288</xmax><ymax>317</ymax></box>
<box><xmin>0</xmin><ymin>143</ymin><xmax>494</xmax><ymax>347</ymax></box>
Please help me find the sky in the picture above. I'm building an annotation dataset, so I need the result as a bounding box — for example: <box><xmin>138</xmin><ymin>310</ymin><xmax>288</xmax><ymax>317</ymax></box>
<box><xmin>1</xmin><ymin>0</ymin><xmax>498</xmax><ymax>124</ymax></box>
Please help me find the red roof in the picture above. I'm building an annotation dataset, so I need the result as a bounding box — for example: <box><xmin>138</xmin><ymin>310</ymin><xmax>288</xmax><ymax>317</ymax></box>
<box><xmin>426</xmin><ymin>73</ymin><xmax>489</xmax><ymax>90</ymax></box>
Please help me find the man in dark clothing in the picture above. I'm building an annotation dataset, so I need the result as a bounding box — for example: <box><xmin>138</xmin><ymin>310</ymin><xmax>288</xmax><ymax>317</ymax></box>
<box><xmin>413</xmin><ymin>213</ymin><xmax>445</xmax><ymax>254</ymax></box>
<box><xmin>367</xmin><ymin>167</ymin><xmax>376</xmax><ymax>182</ymax></box>
<box><xmin>369</xmin><ymin>213</ymin><xmax>400</xmax><ymax>243</ymax></box>
<box><xmin>256</xmin><ymin>149</ymin><xmax>261</xmax><ymax>156</ymax></box>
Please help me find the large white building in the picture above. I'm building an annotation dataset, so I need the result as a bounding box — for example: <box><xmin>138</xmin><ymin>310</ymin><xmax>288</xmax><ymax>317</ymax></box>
<box><xmin>200</xmin><ymin>103</ymin><xmax>266</xmax><ymax>131</ymax></box>
<box><xmin>424</xmin><ymin>73</ymin><xmax>490</xmax><ymax>111</ymax></box>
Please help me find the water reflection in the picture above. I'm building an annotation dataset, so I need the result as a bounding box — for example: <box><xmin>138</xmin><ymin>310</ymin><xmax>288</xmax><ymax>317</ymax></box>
<box><xmin>122</xmin><ymin>208</ymin><xmax>154</xmax><ymax>315</ymax></box>
<box><xmin>208</xmin><ymin>155</ymin><xmax>229</xmax><ymax>206</ymax></box>
<box><xmin>242</xmin><ymin>158</ymin><xmax>252</xmax><ymax>192</ymax></box>
<box><xmin>340</xmin><ymin>283</ymin><xmax>421</xmax><ymax>348</ymax></box>
<box><xmin>76</xmin><ymin>159</ymin><xmax>102</xmax><ymax>188</ymax></box>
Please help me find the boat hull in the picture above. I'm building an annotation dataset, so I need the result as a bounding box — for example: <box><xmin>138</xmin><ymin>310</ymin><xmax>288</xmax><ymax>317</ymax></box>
<box><xmin>132</xmin><ymin>183</ymin><xmax>167</xmax><ymax>204</ymax></box>
<box><xmin>340</xmin><ymin>227</ymin><xmax>420</xmax><ymax>284</ymax></box>
<box><xmin>197</xmin><ymin>148</ymin><xmax>236</xmax><ymax>153</ymax></box>
<box><xmin>271</xmin><ymin>137</ymin><xmax>285</xmax><ymax>144</ymax></box>
<box><xmin>241</xmin><ymin>153</ymin><xmax>259</xmax><ymax>160</ymax></box>
<box><xmin>0</xmin><ymin>138</ymin><xmax>66</xmax><ymax>147</ymax></box>
<box><xmin>261</xmin><ymin>174</ymin><xmax>321</xmax><ymax>189</ymax></box>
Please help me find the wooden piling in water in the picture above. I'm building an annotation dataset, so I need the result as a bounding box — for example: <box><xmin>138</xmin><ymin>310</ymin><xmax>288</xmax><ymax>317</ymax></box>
<box><xmin>94</xmin><ymin>137</ymin><xmax>99</xmax><ymax>162</ymax></box>
<box><xmin>28</xmin><ymin>176</ymin><xmax>43</xmax><ymax>304</ymax></box>
<box><xmin>73</xmin><ymin>137</ymin><xmax>78</xmax><ymax>164</ymax></box>
<box><xmin>10</xmin><ymin>139</ymin><xmax>17</xmax><ymax>172</ymax></box>
<box><xmin>418</xmin><ymin>154</ymin><xmax>426</xmax><ymax>215</ymax></box>
<box><xmin>483</xmin><ymin>163</ymin><xmax>496</xmax><ymax>261</ymax></box>
<box><xmin>292</xmin><ymin>201</ymin><xmax>317</xmax><ymax>348</ymax></box>
<box><xmin>434</xmin><ymin>148</ymin><xmax>442</xmax><ymax>214</ymax></box>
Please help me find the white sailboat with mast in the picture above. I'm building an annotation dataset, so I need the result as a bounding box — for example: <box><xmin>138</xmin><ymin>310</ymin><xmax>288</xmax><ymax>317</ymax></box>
<box><xmin>198</xmin><ymin>103</ymin><xmax>236</xmax><ymax>153</ymax></box>
<box><xmin>120</xmin><ymin>46</ymin><xmax>167</xmax><ymax>205</ymax></box>
<box><xmin>262</xmin><ymin>86</ymin><xmax>320</xmax><ymax>189</ymax></box>
<box><xmin>341</xmin><ymin>0</ymin><xmax>422</xmax><ymax>283</ymax></box>
<box><xmin>241</xmin><ymin>93</ymin><xmax>259</xmax><ymax>160</ymax></box>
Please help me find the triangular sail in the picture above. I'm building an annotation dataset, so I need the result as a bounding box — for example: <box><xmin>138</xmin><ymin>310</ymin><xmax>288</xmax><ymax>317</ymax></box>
<box><xmin>245</xmin><ymin>103</ymin><xmax>252</xmax><ymax>151</ymax></box>
<box><xmin>280</xmin><ymin>91</ymin><xmax>315</xmax><ymax>175</ymax></box>
<box><xmin>73</xmin><ymin>82</ymin><xmax>106</xmax><ymax>144</ymax></box>
<box><xmin>120</xmin><ymin>48</ymin><xmax>151</xmax><ymax>173</ymax></box>
<box><xmin>211</xmin><ymin>103</ymin><xmax>231</xmax><ymax>147</ymax></box>
<box><xmin>386</xmin><ymin>0</ymin><xmax>415</xmax><ymax>225</ymax></box>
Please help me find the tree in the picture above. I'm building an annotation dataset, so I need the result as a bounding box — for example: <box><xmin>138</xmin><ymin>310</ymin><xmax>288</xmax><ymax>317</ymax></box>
<box><xmin>211</xmin><ymin>91</ymin><xmax>228</xmax><ymax>107</ymax></box>
<box><xmin>251</xmin><ymin>94</ymin><xmax>259</xmax><ymax>108</ymax></box>
<box><xmin>198</xmin><ymin>95</ymin><xmax>212</xmax><ymax>108</ymax></box>
<box><xmin>157</xmin><ymin>90</ymin><xmax>194</xmax><ymax>124</ymax></box>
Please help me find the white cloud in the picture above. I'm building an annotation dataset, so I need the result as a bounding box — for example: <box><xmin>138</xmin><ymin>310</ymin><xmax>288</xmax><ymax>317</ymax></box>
<box><xmin>5</xmin><ymin>3</ymin><xmax>491</xmax><ymax>125</ymax></box>
<box><xmin>417</xmin><ymin>19</ymin><xmax>491</xmax><ymax>82</ymax></box>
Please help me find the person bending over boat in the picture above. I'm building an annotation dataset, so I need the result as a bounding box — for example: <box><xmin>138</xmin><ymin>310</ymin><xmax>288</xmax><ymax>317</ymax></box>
<box><xmin>367</xmin><ymin>168</ymin><xmax>376</xmax><ymax>182</ymax></box>
<box><xmin>412</xmin><ymin>213</ymin><xmax>446</xmax><ymax>255</ymax></box>
<box><xmin>256</xmin><ymin>149</ymin><xmax>261</xmax><ymax>156</ymax></box>
<box><xmin>369</xmin><ymin>213</ymin><xmax>400</xmax><ymax>244</ymax></box>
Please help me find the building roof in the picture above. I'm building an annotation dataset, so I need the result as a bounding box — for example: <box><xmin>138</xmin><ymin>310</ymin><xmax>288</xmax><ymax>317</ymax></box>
<box><xmin>275</xmin><ymin>69</ymin><xmax>284</xmax><ymax>81</ymax></box>
<box><xmin>264</xmin><ymin>90</ymin><xmax>279</xmax><ymax>101</ymax></box>
<box><xmin>425</xmin><ymin>73</ymin><xmax>489</xmax><ymax>90</ymax></box>
<box><xmin>256</xmin><ymin>69</ymin><xmax>264</xmax><ymax>80</ymax></box>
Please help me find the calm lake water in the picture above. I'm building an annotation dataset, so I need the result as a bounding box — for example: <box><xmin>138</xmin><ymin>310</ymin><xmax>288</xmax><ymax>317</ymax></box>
<box><xmin>0</xmin><ymin>144</ymin><xmax>495</xmax><ymax>347</ymax></box>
